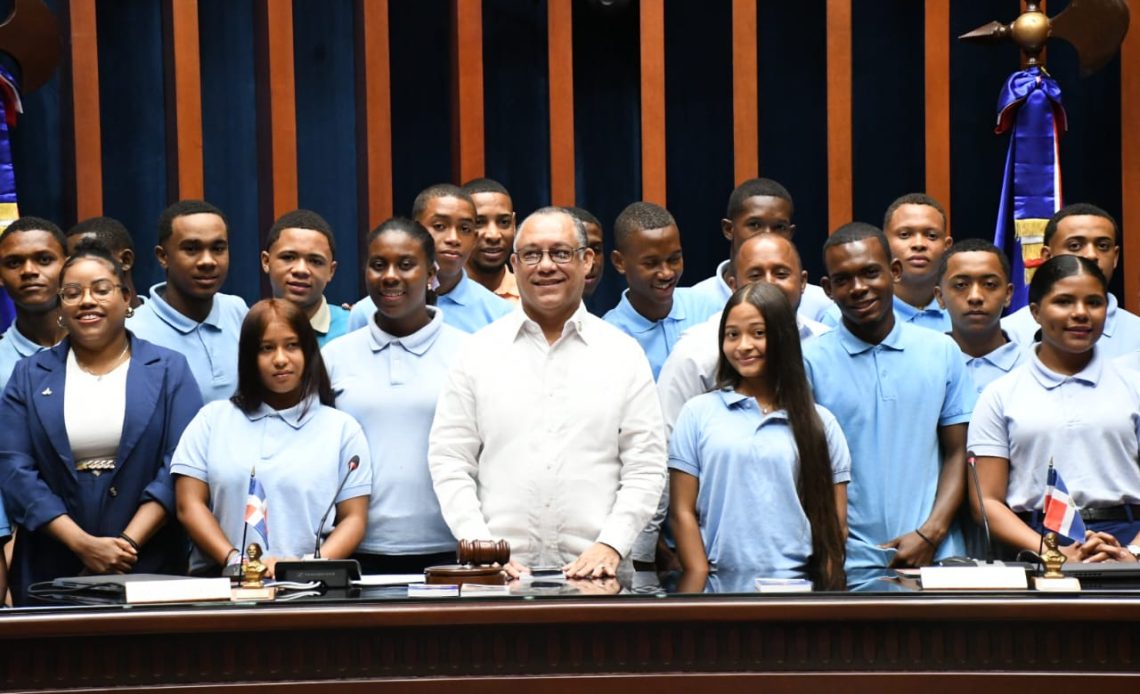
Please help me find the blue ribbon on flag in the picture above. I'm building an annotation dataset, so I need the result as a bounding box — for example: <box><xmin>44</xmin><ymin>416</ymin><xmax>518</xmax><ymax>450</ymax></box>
<box><xmin>993</xmin><ymin>66</ymin><xmax>1066</xmax><ymax>312</ymax></box>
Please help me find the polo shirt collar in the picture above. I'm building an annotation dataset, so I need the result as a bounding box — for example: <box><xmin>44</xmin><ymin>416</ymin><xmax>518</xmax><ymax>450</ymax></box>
<box><xmin>441</xmin><ymin>271</ymin><xmax>474</xmax><ymax>307</ymax></box>
<box><xmin>310</xmin><ymin>296</ymin><xmax>332</xmax><ymax>335</ymax></box>
<box><xmin>615</xmin><ymin>290</ymin><xmax>687</xmax><ymax>334</ymax></box>
<box><xmin>245</xmin><ymin>394</ymin><xmax>319</xmax><ymax>429</ymax></box>
<box><xmin>3</xmin><ymin>322</ymin><xmax>42</xmax><ymax>358</ymax></box>
<box><xmin>146</xmin><ymin>282</ymin><xmax>223</xmax><ymax>333</ymax></box>
<box><xmin>1103</xmin><ymin>293</ymin><xmax>1120</xmax><ymax>338</ymax></box>
<box><xmin>837</xmin><ymin>317</ymin><xmax>903</xmax><ymax>355</ymax></box>
<box><xmin>716</xmin><ymin>387</ymin><xmax>789</xmax><ymax>422</ymax></box>
<box><xmin>1029</xmin><ymin>346</ymin><xmax>1104</xmax><ymax>389</ymax></box>
<box><xmin>979</xmin><ymin>333</ymin><xmax>1022</xmax><ymax>371</ymax></box>
<box><xmin>368</xmin><ymin>305</ymin><xmax>444</xmax><ymax>356</ymax></box>
<box><xmin>893</xmin><ymin>294</ymin><xmax>943</xmax><ymax>322</ymax></box>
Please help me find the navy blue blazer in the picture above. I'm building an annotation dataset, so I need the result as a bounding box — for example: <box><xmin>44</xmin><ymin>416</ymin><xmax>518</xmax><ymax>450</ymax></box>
<box><xmin>0</xmin><ymin>333</ymin><xmax>203</xmax><ymax>604</ymax></box>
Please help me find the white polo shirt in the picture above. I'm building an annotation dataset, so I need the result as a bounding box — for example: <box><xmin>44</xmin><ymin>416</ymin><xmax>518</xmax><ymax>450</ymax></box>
<box><xmin>968</xmin><ymin>348</ymin><xmax>1140</xmax><ymax>511</ymax></box>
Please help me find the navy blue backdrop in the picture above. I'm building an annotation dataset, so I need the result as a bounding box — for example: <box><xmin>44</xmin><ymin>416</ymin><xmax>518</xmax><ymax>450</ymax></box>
<box><xmin>7</xmin><ymin>0</ymin><xmax>1126</xmax><ymax>311</ymax></box>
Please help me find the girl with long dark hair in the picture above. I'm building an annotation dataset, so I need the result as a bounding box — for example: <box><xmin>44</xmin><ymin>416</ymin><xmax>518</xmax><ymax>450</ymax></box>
<box><xmin>669</xmin><ymin>282</ymin><xmax>849</xmax><ymax>590</ymax></box>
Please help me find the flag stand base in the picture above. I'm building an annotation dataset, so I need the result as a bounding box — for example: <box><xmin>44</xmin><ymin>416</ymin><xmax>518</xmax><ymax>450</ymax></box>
<box><xmin>1032</xmin><ymin>575</ymin><xmax>1082</xmax><ymax>592</ymax></box>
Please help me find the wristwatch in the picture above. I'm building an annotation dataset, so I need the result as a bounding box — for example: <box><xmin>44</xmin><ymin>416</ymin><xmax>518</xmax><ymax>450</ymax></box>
<box><xmin>1126</xmin><ymin>544</ymin><xmax>1140</xmax><ymax>560</ymax></box>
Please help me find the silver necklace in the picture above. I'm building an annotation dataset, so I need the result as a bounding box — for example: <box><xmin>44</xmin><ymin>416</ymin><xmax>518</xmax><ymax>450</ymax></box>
<box><xmin>76</xmin><ymin>343</ymin><xmax>130</xmax><ymax>380</ymax></box>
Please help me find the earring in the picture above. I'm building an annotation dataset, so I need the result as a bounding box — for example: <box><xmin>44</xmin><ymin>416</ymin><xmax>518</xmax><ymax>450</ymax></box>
<box><xmin>57</xmin><ymin>315</ymin><xmax>64</xmax><ymax>328</ymax></box>
<box><xmin>125</xmin><ymin>307</ymin><xmax>135</xmax><ymax>319</ymax></box>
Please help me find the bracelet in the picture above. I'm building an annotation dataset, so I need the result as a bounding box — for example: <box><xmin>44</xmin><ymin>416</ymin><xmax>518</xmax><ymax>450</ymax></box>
<box><xmin>119</xmin><ymin>532</ymin><xmax>140</xmax><ymax>552</ymax></box>
<box><xmin>915</xmin><ymin>529</ymin><xmax>936</xmax><ymax>548</ymax></box>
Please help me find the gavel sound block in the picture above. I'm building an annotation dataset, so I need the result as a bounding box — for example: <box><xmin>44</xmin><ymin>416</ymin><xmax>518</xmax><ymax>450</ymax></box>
<box><xmin>424</xmin><ymin>539</ymin><xmax>509</xmax><ymax>586</ymax></box>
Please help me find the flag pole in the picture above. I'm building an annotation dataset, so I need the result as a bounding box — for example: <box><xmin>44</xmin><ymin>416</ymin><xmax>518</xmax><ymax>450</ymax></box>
<box><xmin>1038</xmin><ymin>457</ymin><xmax>1054</xmax><ymax>563</ymax></box>
<box><xmin>238</xmin><ymin>466</ymin><xmax>254</xmax><ymax>569</ymax></box>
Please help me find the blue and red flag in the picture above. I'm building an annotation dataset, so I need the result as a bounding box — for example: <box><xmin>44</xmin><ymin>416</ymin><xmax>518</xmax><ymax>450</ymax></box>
<box><xmin>244</xmin><ymin>473</ymin><xmax>269</xmax><ymax>549</ymax></box>
<box><xmin>1043</xmin><ymin>466</ymin><xmax>1087</xmax><ymax>543</ymax></box>
<box><xmin>993</xmin><ymin>66</ymin><xmax>1066</xmax><ymax>312</ymax></box>
<box><xmin>0</xmin><ymin>64</ymin><xmax>23</xmax><ymax>334</ymax></box>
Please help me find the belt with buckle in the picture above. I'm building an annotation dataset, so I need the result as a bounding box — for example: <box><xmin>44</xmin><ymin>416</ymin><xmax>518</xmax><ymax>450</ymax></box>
<box><xmin>1017</xmin><ymin>505</ymin><xmax>1140</xmax><ymax>524</ymax></box>
<box><xmin>75</xmin><ymin>457</ymin><xmax>116</xmax><ymax>475</ymax></box>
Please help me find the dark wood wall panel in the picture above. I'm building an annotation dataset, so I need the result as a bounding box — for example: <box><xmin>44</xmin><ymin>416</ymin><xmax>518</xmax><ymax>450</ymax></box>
<box><xmin>254</xmin><ymin>0</ymin><xmax>298</xmax><ymax>248</ymax></box>
<box><xmin>826</xmin><ymin>0</ymin><xmax>852</xmax><ymax>233</ymax></box>
<box><xmin>1123</xmin><ymin>7</ymin><xmax>1140</xmax><ymax>312</ymax></box>
<box><xmin>66</xmin><ymin>0</ymin><xmax>101</xmax><ymax>219</ymax></box>
<box><xmin>354</xmin><ymin>0</ymin><xmax>393</xmax><ymax>251</ymax></box>
<box><xmin>547</xmin><ymin>0</ymin><xmax>574</xmax><ymax>206</ymax></box>
<box><xmin>731</xmin><ymin>0</ymin><xmax>758</xmax><ymax>184</ymax></box>
<box><xmin>639</xmin><ymin>0</ymin><xmax>666</xmax><ymax>206</ymax></box>
<box><xmin>924</xmin><ymin>0</ymin><xmax>950</xmax><ymax>230</ymax></box>
<box><xmin>451</xmin><ymin>0</ymin><xmax>484</xmax><ymax>184</ymax></box>
<box><xmin>163</xmin><ymin>0</ymin><xmax>204</xmax><ymax>201</ymax></box>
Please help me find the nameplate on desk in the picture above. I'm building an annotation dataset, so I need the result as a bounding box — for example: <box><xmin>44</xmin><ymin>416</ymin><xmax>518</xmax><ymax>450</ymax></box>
<box><xmin>124</xmin><ymin>577</ymin><xmax>233</xmax><ymax>604</ymax></box>
<box><xmin>919</xmin><ymin>565</ymin><xmax>1028</xmax><ymax>590</ymax></box>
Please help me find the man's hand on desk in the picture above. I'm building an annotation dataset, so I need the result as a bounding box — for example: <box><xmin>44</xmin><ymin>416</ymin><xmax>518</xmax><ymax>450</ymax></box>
<box><xmin>562</xmin><ymin>542</ymin><xmax>620</xmax><ymax>578</ymax></box>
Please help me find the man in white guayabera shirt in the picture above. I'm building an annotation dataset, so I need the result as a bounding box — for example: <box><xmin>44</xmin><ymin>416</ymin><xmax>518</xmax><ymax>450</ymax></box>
<box><xmin>429</xmin><ymin>207</ymin><xmax>667</xmax><ymax>580</ymax></box>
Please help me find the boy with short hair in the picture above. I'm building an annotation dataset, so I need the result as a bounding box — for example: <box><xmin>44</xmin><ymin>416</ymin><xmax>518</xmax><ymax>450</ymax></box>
<box><xmin>604</xmin><ymin>202</ymin><xmax>721</xmax><ymax>380</ymax></box>
<box><xmin>820</xmin><ymin>193</ymin><xmax>954</xmax><ymax>331</ymax></box>
<box><xmin>0</xmin><ymin>217</ymin><xmax>68</xmax><ymax>387</ymax></box>
<box><xmin>882</xmin><ymin>193</ymin><xmax>953</xmax><ymax>330</ymax></box>
<box><xmin>565</xmin><ymin>206</ymin><xmax>606</xmax><ymax>303</ymax></box>
<box><xmin>261</xmin><ymin>209</ymin><xmax>349</xmax><ymax>346</ymax></box>
<box><xmin>1002</xmin><ymin>203</ymin><xmax>1140</xmax><ymax>356</ymax></box>
<box><xmin>65</xmin><ymin>216</ymin><xmax>144</xmax><ymax>308</ymax></box>
<box><xmin>691</xmin><ymin>178</ymin><xmax>832</xmax><ymax>322</ymax></box>
<box><xmin>348</xmin><ymin>184</ymin><xmax>513</xmax><ymax>333</ymax></box>
<box><xmin>128</xmin><ymin>200</ymin><xmax>248</xmax><ymax>403</ymax></box>
<box><xmin>934</xmin><ymin>239</ymin><xmax>1023</xmax><ymax>394</ymax></box>
<box><xmin>461</xmin><ymin>177</ymin><xmax>519</xmax><ymax>304</ymax></box>
<box><xmin>805</xmin><ymin>223</ymin><xmax>974</xmax><ymax>573</ymax></box>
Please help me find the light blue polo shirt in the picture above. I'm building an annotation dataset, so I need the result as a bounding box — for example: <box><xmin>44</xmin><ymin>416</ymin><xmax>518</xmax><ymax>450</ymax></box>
<box><xmin>317</xmin><ymin>303</ymin><xmax>352</xmax><ymax>348</ymax></box>
<box><xmin>127</xmin><ymin>283</ymin><xmax>248</xmax><ymax>403</ymax></box>
<box><xmin>323</xmin><ymin>306</ymin><xmax>466</xmax><ymax>555</ymax></box>
<box><xmin>821</xmin><ymin>295</ymin><xmax>950</xmax><ymax>333</ymax></box>
<box><xmin>348</xmin><ymin>271</ymin><xmax>513</xmax><ymax>334</ymax></box>
<box><xmin>171</xmin><ymin>397</ymin><xmax>372</xmax><ymax>573</ymax></box>
<box><xmin>603</xmin><ymin>287</ymin><xmax>722</xmax><ymax>380</ymax></box>
<box><xmin>968</xmin><ymin>349</ymin><xmax>1140</xmax><ymax>512</ymax></box>
<box><xmin>689</xmin><ymin>259</ymin><xmax>834</xmax><ymax>323</ymax></box>
<box><xmin>669</xmin><ymin>390</ymin><xmax>850</xmax><ymax>575</ymax></box>
<box><xmin>1002</xmin><ymin>294</ymin><xmax>1140</xmax><ymax>358</ymax></box>
<box><xmin>0</xmin><ymin>323</ymin><xmax>57</xmax><ymax>390</ymax></box>
<box><xmin>803</xmin><ymin>320</ymin><xmax>975</xmax><ymax>569</ymax></box>
<box><xmin>957</xmin><ymin>333</ymin><xmax>1025</xmax><ymax>396</ymax></box>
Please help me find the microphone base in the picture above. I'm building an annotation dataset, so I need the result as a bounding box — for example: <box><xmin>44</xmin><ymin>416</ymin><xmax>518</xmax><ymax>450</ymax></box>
<box><xmin>274</xmin><ymin>559</ymin><xmax>362</xmax><ymax>588</ymax></box>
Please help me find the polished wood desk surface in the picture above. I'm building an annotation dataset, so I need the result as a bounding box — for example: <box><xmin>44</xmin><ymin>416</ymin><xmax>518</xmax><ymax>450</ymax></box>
<box><xmin>4</xmin><ymin>589</ymin><xmax>1140</xmax><ymax>692</ymax></box>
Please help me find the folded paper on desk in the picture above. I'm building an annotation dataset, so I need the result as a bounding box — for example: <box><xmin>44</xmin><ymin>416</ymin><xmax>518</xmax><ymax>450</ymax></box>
<box><xmin>354</xmin><ymin>573</ymin><xmax>425</xmax><ymax>587</ymax></box>
<box><xmin>754</xmin><ymin>578</ymin><xmax>813</xmax><ymax>593</ymax></box>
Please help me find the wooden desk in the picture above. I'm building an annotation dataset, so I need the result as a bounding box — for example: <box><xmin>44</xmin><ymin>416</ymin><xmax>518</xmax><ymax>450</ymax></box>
<box><xmin>3</xmin><ymin>593</ymin><xmax>1140</xmax><ymax>691</ymax></box>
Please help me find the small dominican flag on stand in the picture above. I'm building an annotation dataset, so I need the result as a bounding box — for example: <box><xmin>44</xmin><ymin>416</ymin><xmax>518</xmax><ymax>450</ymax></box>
<box><xmin>1043</xmin><ymin>464</ymin><xmax>1086</xmax><ymax>543</ymax></box>
<box><xmin>244</xmin><ymin>472</ymin><xmax>269</xmax><ymax>549</ymax></box>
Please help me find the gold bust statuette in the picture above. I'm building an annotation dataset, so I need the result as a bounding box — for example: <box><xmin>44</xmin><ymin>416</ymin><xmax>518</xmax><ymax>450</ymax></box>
<box><xmin>1041</xmin><ymin>532</ymin><xmax>1067</xmax><ymax>579</ymax></box>
<box><xmin>241</xmin><ymin>542</ymin><xmax>269</xmax><ymax>588</ymax></box>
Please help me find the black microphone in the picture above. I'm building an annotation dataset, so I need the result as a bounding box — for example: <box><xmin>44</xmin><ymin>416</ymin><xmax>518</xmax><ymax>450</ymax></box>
<box><xmin>275</xmin><ymin>455</ymin><xmax>363</xmax><ymax>588</ymax></box>
<box><xmin>966</xmin><ymin>452</ymin><xmax>995</xmax><ymax>564</ymax></box>
<box><xmin>314</xmin><ymin>455</ymin><xmax>360</xmax><ymax>559</ymax></box>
